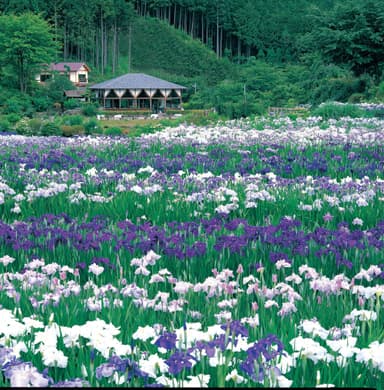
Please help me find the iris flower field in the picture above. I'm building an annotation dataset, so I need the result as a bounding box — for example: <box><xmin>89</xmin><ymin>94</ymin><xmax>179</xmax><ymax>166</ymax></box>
<box><xmin>1</xmin><ymin>114</ymin><xmax>384</xmax><ymax>387</ymax></box>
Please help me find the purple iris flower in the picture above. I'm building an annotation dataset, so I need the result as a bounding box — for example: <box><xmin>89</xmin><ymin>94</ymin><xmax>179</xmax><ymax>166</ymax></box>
<box><xmin>154</xmin><ymin>332</ymin><xmax>177</xmax><ymax>350</ymax></box>
<box><xmin>96</xmin><ymin>363</ymin><xmax>116</xmax><ymax>380</ymax></box>
<box><xmin>165</xmin><ymin>351</ymin><xmax>195</xmax><ymax>375</ymax></box>
<box><xmin>221</xmin><ymin>320</ymin><xmax>249</xmax><ymax>338</ymax></box>
<box><xmin>193</xmin><ymin>340</ymin><xmax>216</xmax><ymax>358</ymax></box>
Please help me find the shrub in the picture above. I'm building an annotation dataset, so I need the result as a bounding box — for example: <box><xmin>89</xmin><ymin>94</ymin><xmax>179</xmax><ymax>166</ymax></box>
<box><xmin>41</xmin><ymin>122</ymin><xmax>62</xmax><ymax>136</ymax></box>
<box><xmin>28</xmin><ymin>118</ymin><xmax>44</xmax><ymax>135</ymax></box>
<box><xmin>84</xmin><ymin>119</ymin><xmax>102</xmax><ymax>135</ymax></box>
<box><xmin>348</xmin><ymin>93</ymin><xmax>365</xmax><ymax>103</ymax></box>
<box><xmin>129</xmin><ymin>124</ymin><xmax>160</xmax><ymax>137</ymax></box>
<box><xmin>63</xmin><ymin>99</ymin><xmax>80</xmax><ymax>110</ymax></box>
<box><xmin>104</xmin><ymin>126</ymin><xmax>122</xmax><ymax>136</ymax></box>
<box><xmin>31</xmin><ymin>95</ymin><xmax>51</xmax><ymax>112</ymax></box>
<box><xmin>376</xmin><ymin>81</ymin><xmax>384</xmax><ymax>100</ymax></box>
<box><xmin>4</xmin><ymin>113</ymin><xmax>21</xmax><ymax>124</ymax></box>
<box><xmin>14</xmin><ymin>118</ymin><xmax>33</xmax><ymax>136</ymax></box>
<box><xmin>3</xmin><ymin>96</ymin><xmax>33</xmax><ymax>115</ymax></box>
<box><xmin>61</xmin><ymin>125</ymin><xmax>85</xmax><ymax>137</ymax></box>
<box><xmin>81</xmin><ymin>103</ymin><xmax>98</xmax><ymax>117</ymax></box>
<box><xmin>0</xmin><ymin>118</ymin><xmax>11</xmax><ymax>132</ymax></box>
<box><xmin>61</xmin><ymin>115</ymin><xmax>84</xmax><ymax>126</ymax></box>
<box><xmin>311</xmin><ymin>102</ymin><xmax>367</xmax><ymax>120</ymax></box>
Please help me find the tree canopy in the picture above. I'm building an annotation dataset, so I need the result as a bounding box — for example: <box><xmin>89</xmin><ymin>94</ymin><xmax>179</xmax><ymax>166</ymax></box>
<box><xmin>0</xmin><ymin>12</ymin><xmax>58</xmax><ymax>92</ymax></box>
<box><xmin>0</xmin><ymin>0</ymin><xmax>383</xmax><ymax>117</ymax></box>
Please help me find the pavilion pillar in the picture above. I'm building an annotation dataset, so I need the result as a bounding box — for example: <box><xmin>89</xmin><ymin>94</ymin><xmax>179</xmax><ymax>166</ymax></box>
<box><xmin>130</xmin><ymin>89</ymin><xmax>142</xmax><ymax>109</ymax></box>
<box><xmin>145</xmin><ymin>89</ymin><xmax>156</xmax><ymax>111</ymax></box>
<box><xmin>115</xmin><ymin>89</ymin><xmax>126</xmax><ymax>109</ymax></box>
<box><xmin>175</xmin><ymin>89</ymin><xmax>182</xmax><ymax>108</ymax></box>
<box><xmin>104</xmin><ymin>89</ymin><xmax>111</xmax><ymax>109</ymax></box>
<box><xmin>160</xmin><ymin>89</ymin><xmax>171</xmax><ymax>111</ymax></box>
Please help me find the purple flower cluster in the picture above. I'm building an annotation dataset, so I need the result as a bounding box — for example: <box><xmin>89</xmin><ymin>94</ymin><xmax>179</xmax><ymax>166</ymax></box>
<box><xmin>95</xmin><ymin>355</ymin><xmax>148</xmax><ymax>382</ymax></box>
<box><xmin>221</xmin><ymin>320</ymin><xmax>249</xmax><ymax>338</ymax></box>
<box><xmin>4</xmin><ymin>136</ymin><xmax>384</xmax><ymax>180</ymax></box>
<box><xmin>1</xmin><ymin>213</ymin><xmax>384</xmax><ymax>278</ymax></box>
<box><xmin>240</xmin><ymin>334</ymin><xmax>285</xmax><ymax>383</ymax></box>
<box><xmin>154</xmin><ymin>332</ymin><xmax>177</xmax><ymax>350</ymax></box>
<box><xmin>2</xmin><ymin>356</ymin><xmax>53</xmax><ymax>387</ymax></box>
<box><xmin>164</xmin><ymin>351</ymin><xmax>196</xmax><ymax>375</ymax></box>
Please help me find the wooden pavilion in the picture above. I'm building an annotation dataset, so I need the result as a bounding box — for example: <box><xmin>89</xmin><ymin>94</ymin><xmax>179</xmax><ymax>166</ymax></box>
<box><xmin>89</xmin><ymin>73</ymin><xmax>186</xmax><ymax>112</ymax></box>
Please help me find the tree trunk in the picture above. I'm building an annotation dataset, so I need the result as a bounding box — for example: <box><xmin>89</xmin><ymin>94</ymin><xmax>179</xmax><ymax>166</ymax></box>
<box><xmin>190</xmin><ymin>10</ymin><xmax>194</xmax><ymax>38</ymax></box>
<box><xmin>184</xmin><ymin>7</ymin><xmax>187</xmax><ymax>32</ymax></box>
<box><xmin>237</xmin><ymin>35</ymin><xmax>241</xmax><ymax>62</ymax></box>
<box><xmin>201</xmin><ymin>12</ymin><xmax>204</xmax><ymax>43</ymax></box>
<box><xmin>63</xmin><ymin>22</ymin><xmax>68</xmax><ymax>59</ymax></box>
<box><xmin>178</xmin><ymin>7</ymin><xmax>182</xmax><ymax>29</ymax></box>
<box><xmin>220</xmin><ymin>27</ymin><xmax>223</xmax><ymax>57</ymax></box>
<box><xmin>128</xmin><ymin>22</ymin><xmax>132</xmax><ymax>72</ymax></box>
<box><xmin>18</xmin><ymin>55</ymin><xmax>25</xmax><ymax>93</ymax></box>
<box><xmin>216</xmin><ymin>11</ymin><xmax>220</xmax><ymax>57</ymax></box>
<box><xmin>103</xmin><ymin>23</ymin><xmax>108</xmax><ymax>72</ymax></box>
<box><xmin>112</xmin><ymin>22</ymin><xmax>117</xmax><ymax>74</ymax></box>
<box><xmin>100</xmin><ymin>11</ymin><xmax>104</xmax><ymax>74</ymax></box>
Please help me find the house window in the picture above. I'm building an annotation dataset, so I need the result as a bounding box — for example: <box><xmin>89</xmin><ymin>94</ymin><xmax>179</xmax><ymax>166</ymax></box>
<box><xmin>40</xmin><ymin>74</ymin><xmax>51</xmax><ymax>82</ymax></box>
<box><xmin>78</xmin><ymin>74</ymin><xmax>87</xmax><ymax>83</ymax></box>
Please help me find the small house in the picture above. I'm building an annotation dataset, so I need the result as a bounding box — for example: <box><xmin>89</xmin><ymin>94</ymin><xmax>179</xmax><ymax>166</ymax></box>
<box><xmin>37</xmin><ymin>62</ymin><xmax>90</xmax><ymax>86</ymax></box>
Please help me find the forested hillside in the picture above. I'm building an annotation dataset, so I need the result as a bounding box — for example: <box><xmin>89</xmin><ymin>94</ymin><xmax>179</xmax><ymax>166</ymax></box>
<box><xmin>0</xmin><ymin>0</ymin><xmax>383</xmax><ymax>117</ymax></box>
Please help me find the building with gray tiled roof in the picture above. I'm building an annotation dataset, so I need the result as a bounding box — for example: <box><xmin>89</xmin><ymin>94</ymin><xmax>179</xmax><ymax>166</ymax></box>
<box><xmin>90</xmin><ymin>73</ymin><xmax>186</xmax><ymax>111</ymax></box>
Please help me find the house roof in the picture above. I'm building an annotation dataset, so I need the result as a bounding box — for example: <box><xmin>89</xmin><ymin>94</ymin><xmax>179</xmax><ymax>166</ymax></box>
<box><xmin>64</xmin><ymin>90</ymin><xmax>86</xmax><ymax>98</ymax></box>
<box><xmin>90</xmin><ymin>73</ymin><xmax>186</xmax><ymax>90</ymax></box>
<box><xmin>50</xmin><ymin>62</ymin><xmax>90</xmax><ymax>72</ymax></box>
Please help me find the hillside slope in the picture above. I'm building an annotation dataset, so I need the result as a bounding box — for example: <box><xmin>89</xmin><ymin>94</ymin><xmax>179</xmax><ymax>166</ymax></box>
<box><xmin>119</xmin><ymin>16</ymin><xmax>234</xmax><ymax>87</ymax></box>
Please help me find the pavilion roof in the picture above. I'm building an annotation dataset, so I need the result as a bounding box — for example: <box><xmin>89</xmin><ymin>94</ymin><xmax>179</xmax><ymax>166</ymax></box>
<box><xmin>90</xmin><ymin>73</ymin><xmax>186</xmax><ymax>90</ymax></box>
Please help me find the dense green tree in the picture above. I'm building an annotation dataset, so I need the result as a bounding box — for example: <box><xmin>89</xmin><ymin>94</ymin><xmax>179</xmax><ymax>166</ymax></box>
<box><xmin>0</xmin><ymin>13</ymin><xmax>58</xmax><ymax>92</ymax></box>
<box><xmin>302</xmin><ymin>0</ymin><xmax>384</xmax><ymax>78</ymax></box>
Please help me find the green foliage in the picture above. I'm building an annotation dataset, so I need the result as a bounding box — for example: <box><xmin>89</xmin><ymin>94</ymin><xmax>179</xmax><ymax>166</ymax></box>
<box><xmin>189</xmin><ymin>59</ymin><xmax>312</xmax><ymax>117</ymax></box>
<box><xmin>40</xmin><ymin>122</ymin><xmax>62</xmax><ymax>136</ymax></box>
<box><xmin>311</xmin><ymin>102</ymin><xmax>368</xmax><ymax>119</ymax></box>
<box><xmin>84</xmin><ymin>119</ymin><xmax>102</xmax><ymax>135</ymax></box>
<box><xmin>0</xmin><ymin>2</ymin><xmax>383</xmax><ymax>116</ymax></box>
<box><xmin>126</xmin><ymin>16</ymin><xmax>233</xmax><ymax>85</ymax></box>
<box><xmin>104</xmin><ymin>126</ymin><xmax>123</xmax><ymax>136</ymax></box>
<box><xmin>30</xmin><ymin>95</ymin><xmax>51</xmax><ymax>112</ymax></box>
<box><xmin>0</xmin><ymin>118</ymin><xmax>11</xmax><ymax>132</ymax></box>
<box><xmin>81</xmin><ymin>103</ymin><xmax>98</xmax><ymax>117</ymax></box>
<box><xmin>45</xmin><ymin>74</ymin><xmax>76</xmax><ymax>106</ymax></box>
<box><xmin>2</xmin><ymin>94</ymin><xmax>33</xmax><ymax>115</ymax></box>
<box><xmin>184</xmin><ymin>111</ymin><xmax>223</xmax><ymax>126</ymax></box>
<box><xmin>376</xmin><ymin>81</ymin><xmax>384</xmax><ymax>101</ymax></box>
<box><xmin>63</xmin><ymin>99</ymin><xmax>80</xmax><ymax>111</ymax></box>
<box><xmin>4</xmin><ymin>113</ymin><xmax>21</xmax><ymax>124</ymax></box>
<box><xmin>301</xmin><ymin>0</ymin><xmax>384</xmax><ymax>78</ymax></box>
<box><xmin>61</xmin><ymin>115</ymin><xmax>84</xmax><ymax>126</ymax></box>
<box><xmin>14</xmin><ymin>118</ymin><xmax>34</xmax><ymax>136</ymax></box>
<box><xmin>0</xmin><ymin>13</ymin><xmax>58</xmax><ymax>93</ymax></box>
<box><xmin>27</xmin><ymin>118</ymin><xmax>44</xmax><ymax>134</ymax></box>
<box><xmin>61</xmin><ymin>125</ymin><xmax>85</xmax><ymax>137</ymax></box>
